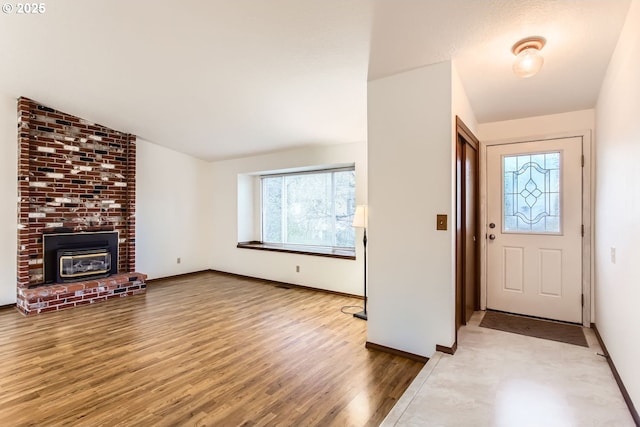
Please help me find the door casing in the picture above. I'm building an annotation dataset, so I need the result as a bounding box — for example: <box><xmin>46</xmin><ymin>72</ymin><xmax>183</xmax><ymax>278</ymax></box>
<box><xmin>479</xmin><ymin>131</ymin><xmax>593</xmax><ymax>327</ymax></box>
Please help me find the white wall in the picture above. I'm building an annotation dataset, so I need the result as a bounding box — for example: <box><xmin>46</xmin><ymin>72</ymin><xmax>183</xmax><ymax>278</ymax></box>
<box><xmin>367</xmin><ymin>61</ymin><xmax>458</xmax><ymax>357</ymax></box>
<box><xmin>0</xmin><ymin>93</ymin><xmax>17</xmax><ymax>305</ymax></box>
<box><xmin>452</xmin><ymin>62</ymin><xmax>478</xmax><ymax>134</ymax></box>
<box><xmin>477</xmin><ymin>109</ymin><xmax>595</xmax><ymax>142</ymax></box>
<box><xmin>136</xmin><ymin>139</ymin><xmax>212</xmax><ymax>279</ymax></box>
<box><xmin>209</xmin><ymin>142</ymin><xmax>367</xmax><ymax>296</ymax></box>
<box><xmin>594</xmin><ymin>0</ymin><xmax>640</xmax><ymax>409</ymax></box>
<box><xmin>236</xmin><ymin>174</ymin><xmax>255</xmax><ymax>242</ymax></box>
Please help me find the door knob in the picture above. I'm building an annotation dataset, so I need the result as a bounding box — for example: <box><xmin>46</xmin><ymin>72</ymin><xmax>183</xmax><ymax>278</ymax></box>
<box><xmin>489</xmin><ymin>234</ymin><xmax>496</xmax><ymax>240</ymax></box>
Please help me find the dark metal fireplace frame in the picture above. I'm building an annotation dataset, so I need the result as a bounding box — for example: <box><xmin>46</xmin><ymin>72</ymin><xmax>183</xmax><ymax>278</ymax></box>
<box><xmin>42</xmin><ymin>231</ymin><xmax>119</xmax><ymax>285</ymax></box>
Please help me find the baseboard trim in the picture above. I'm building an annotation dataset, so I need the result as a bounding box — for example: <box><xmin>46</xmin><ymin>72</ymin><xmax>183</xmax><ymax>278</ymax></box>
<box><xmin>209</xmin><ymin>269</ymin><xmax>363</xmax><ymax>300</ymax></box>
<box><xmin>0</xmin><ymin>303</ymin><xmax>16</xmax><ymax>311</ymax></box>
<box><xmin>591</xmin><ymin>323</ymin><xmax>639</xmax><ymax>426</ymax></box>
<box><xmin>436</xmin><ymin>342</ymin><xmax>457</xmax><ymax>355</ymax></box>
<box><xmin>365</xmin><ymin>341</ymin><xmax>429</xmax><ymax>363</ymax></box>
<box><xmin>145</xmin><ymin>270</ymin><xmax>211</xmax><ymax>285</ymax></box>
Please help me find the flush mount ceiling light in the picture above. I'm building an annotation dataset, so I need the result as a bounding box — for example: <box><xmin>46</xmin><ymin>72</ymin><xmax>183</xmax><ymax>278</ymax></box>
<box><xmin>512</xmin><ymin>36</ymin><xmax>546</xmax><ymax>78</ymax></box>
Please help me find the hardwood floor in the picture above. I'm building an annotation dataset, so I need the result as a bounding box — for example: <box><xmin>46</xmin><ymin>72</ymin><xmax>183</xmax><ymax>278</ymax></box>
<box><xmin>0</xmin><ymin>272</ymin><xmax>424</xmax><ymax>426</ymax></box>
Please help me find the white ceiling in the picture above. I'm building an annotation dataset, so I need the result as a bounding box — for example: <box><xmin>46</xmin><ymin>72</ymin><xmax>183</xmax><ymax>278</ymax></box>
<box><xmin>0</xmin><ymin>0</ymin><xmax>630</xmax><ymax>160</ymax></box>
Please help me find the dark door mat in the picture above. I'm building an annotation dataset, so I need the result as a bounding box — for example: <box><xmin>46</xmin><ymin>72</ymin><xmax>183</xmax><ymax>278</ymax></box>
<box><xmin>479</xmin><ymin>310</ymin><xmax>588</xmax><ymax>347</ymax></box>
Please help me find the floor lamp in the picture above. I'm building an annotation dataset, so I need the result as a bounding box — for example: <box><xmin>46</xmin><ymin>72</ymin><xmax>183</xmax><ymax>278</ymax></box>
<box><xmin>352</xmin><ymin>205</ymin><xmax>368</xmax><ymax>321</ymax></box>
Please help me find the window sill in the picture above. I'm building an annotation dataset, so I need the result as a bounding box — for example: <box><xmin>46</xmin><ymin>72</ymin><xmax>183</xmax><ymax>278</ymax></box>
<box><xmin>237</xmin><ymin>241</ymin><xmax>355</xmax><ymax>260</ymax></box>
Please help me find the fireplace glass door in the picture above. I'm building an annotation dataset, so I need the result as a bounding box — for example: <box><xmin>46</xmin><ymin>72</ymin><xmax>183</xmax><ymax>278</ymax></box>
<box><xmin>58</xmin><ymin>249</ymin><xmax>111</xmax><ymax>282</ymax></box>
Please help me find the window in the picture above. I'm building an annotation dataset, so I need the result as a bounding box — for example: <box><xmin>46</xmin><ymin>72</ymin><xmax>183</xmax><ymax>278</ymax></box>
<box><xmin>503</xmin><ymin>151</ymin><xmax>561</xmax><ymax>233</ymax></box>
<box><xmin>261</xmin><ymin>168</ymin><xmax>356</xmax><ymax>249</ymax></box>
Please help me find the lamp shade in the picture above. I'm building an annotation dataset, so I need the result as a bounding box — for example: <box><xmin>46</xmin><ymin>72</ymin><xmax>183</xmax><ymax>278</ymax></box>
<box><xmin>512</xmin><ymin>47</ymin><xmax>544</xmax><ymax>78</ymax></box>
<box><xmin>511</xmin><ymin>37</ymin><xmax>546</xmax><ymax>78</ymax></box>
<box><xmin>352</xmin><ymin>205</ymin><xmax>368</xmax><ymax>228</ymax></box>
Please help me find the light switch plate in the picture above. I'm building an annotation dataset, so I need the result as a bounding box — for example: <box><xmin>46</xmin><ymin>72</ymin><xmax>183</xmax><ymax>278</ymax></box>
<box><xmin>437</xmin><ymin>214</ymin><xmax>447</xmax><ymax>231</ymax></box>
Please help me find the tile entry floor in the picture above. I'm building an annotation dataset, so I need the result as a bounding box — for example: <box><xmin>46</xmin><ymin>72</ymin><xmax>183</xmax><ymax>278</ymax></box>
<box><xmin>382</xmin><ymin>311</ymin><xmax>635</xmax><ymax>427</ymax></box>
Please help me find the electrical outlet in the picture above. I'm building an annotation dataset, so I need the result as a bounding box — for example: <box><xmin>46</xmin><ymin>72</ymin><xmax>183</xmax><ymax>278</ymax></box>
<box><xmin>610</xmin><ymin>247</ymin><xmax>616</xmax><ymax>264</ymax></box>
<box><xmin>296</xmin><ymin>265</ymin><xmax>300</xmax><ymax>273</ymax></box>
<box><xmin>177</xmin><ymin>257</ymin><xmax>181</xmax><ymax>264</ymax></box>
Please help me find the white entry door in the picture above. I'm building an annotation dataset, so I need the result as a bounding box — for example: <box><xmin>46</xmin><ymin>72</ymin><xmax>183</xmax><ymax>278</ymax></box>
<box><xmin>486</xmin><ymin>137</ymin><xmax>583</xmax><ymax>324</ymax></box>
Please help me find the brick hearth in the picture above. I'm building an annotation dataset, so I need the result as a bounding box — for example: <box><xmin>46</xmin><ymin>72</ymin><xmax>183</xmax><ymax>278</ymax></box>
<box><xmin>17</xmin><ymin>273</ymin><xmax>147</xmax><ymax>315</ymax></box>
<box><xmin>16</xmin><ymin>98</ymin><xmax>145</xmax><ymax>314</ymax></box>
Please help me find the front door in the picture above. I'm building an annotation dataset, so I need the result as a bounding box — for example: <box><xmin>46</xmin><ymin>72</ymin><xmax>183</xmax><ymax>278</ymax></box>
<box><xmin>486</xmin><ymin>137</ymin><xmax>583</xmax><ymax>324</ymax></box>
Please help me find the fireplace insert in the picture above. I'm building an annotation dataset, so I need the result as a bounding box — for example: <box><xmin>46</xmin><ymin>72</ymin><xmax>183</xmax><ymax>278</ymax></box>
<box><xmin>58</xmin><ymin>248</ymin><xmax>112</xmax><ymax>282</ymax></box>
<box><xmin>42</xmin><ymin>231</ymin><xmax>119</xmax><ymax>284</ymax></box>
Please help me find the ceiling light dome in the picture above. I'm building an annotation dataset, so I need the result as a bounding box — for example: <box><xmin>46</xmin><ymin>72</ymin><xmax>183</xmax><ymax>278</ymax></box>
<box><xmin>512</xmin><ymin>37</ymin><xmax>546</xmax><ymax>78</ymax></box>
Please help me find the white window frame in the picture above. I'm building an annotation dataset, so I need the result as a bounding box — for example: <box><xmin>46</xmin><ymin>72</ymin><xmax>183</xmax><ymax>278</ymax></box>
<box><xmin>260</xmin><ymin>166</ymin><xmax>356</xmax><ymax>250</ymax></box>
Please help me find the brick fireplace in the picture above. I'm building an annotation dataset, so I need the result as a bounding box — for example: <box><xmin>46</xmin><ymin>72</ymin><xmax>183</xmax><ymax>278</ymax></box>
<box><xmin>16</xmin><ymin>98</ymin><xmax>146</xmax><ymax>315</ymax></box>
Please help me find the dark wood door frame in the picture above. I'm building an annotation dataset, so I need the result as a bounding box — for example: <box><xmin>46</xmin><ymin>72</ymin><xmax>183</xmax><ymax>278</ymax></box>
<box><xmin>455</xmin><ymin>117</ymin><xmax>480</xmax><ymax>334</ymax></box>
